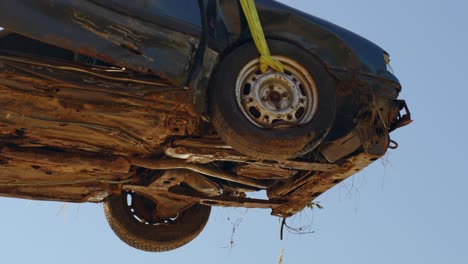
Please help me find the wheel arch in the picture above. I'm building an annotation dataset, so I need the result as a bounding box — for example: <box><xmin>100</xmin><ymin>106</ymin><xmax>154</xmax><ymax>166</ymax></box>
<box><xmin>210</xmin><ymin>0</ymin><xmax>363</xmax><ymax>75</ymax></box>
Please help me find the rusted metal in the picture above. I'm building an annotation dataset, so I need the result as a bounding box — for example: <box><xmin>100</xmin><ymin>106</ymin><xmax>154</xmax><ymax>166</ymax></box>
<box><xmin>0</xmin><ymin>54</ymin><xmax>169</xmax><ymax>87</ymax></box>
<box><xmin>169</xmin><ymin>138</ymin><xmax>340</xmax><ymax>171</ymax></box>
<box><xmin>1</xmin><ymin>147</ymin><xmax>131</xmax><ymax>173</ymax></box>
<box><xmin>0</xmin><ymin>146</ymin><xmax>132</xmax><ymax>203</ymax></box>
<box><xmin>269</xmin><ymin>152</ymin><xmax>381</xmax><ymax>217</ymax></box>
<box><xmin>390</xmin><ymin>100</ymin><xmax>413</xmax><ymax>132</ymax></box>
<box><xmin>148</xmin><ymin>170</ymin><xmax>222</xmax><ymax>197</ymax></box>
<box><xmin>267</xmin><ymin>171</ymin><xmax>320</xmax><ymax>199</ymax></box>
<box><xmin>234</xmin><ymin>163</ymin><xmax>295</xmax><ymax>180</ymax></box>
<box><xmin>165</xmin><ymin>146</ymin><xmax>246</xmax><ymax>164</ymax></box>
<box><xmin>125</xmin><ymin>185</ymin><xmax>197</xmax><ymax>219</ymax></box>
<box><xmin>121</xmin><ymin>169</ymin><xmax>223</xmax><ymax>218</ymax></box>
<box><xmin>181</xmin><ymin>172</ymin><xmax>223</xmax><ymax>196</ymax></box>
<box><xmin>0</xmin><ymin>53</ymin><xmax>199</xmax><ymax>156</ymax></box>
<box><xmin>0</xmin><ymin>185</ymin><xmax>112</xmax><ymax>203</ymax></box>
<box><xmin>130</xmin><ymin>158</ymin><xmax>271</xmax><ymax>189</ymax></box>
<box><xmin>319</xmin><ymin>131</ymin><xmax>361</xmax><ymax>163</ymax></box>
<box><xmin>124</xmin><ymin>186</ymin><xmax>285</xmax><ymax>210</ymax></box>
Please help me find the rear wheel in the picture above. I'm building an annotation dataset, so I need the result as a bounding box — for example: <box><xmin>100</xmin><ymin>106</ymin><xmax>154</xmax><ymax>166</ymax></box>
<box><xmin>104</xmin><ymin>191</ymin><xmax>211</xmax><ymax>252</ymax></box>
<box><xmin>210</xmin><ymin>40</ymin><xmax>336</xmax><ymax>160</ymax></box>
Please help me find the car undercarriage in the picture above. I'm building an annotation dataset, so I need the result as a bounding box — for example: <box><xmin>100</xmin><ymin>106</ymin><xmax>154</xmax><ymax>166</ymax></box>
<box><xmin>0</xmin><ymin>34</ymin><xmax>410</xmax><ymax>217</ymax></box>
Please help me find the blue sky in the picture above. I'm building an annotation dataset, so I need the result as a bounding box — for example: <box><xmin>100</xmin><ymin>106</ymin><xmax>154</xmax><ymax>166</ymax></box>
<box><xmin>1</xmin><ymin>0</ymin><xmax>467</xmax><ymax>263</ymax></box>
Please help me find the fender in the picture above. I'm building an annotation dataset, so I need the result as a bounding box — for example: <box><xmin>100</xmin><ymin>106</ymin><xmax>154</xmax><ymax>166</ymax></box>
<box><xmin>212</xmin><ymin>0</ymin><xmax>398</xmax><ymax>83</ymax></box>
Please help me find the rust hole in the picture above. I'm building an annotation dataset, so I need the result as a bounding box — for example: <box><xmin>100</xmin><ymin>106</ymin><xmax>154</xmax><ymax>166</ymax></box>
<box><xmin>15</xmin><ymin>128</ymin><xmax>26</xmax><ymax>137</ymax></box>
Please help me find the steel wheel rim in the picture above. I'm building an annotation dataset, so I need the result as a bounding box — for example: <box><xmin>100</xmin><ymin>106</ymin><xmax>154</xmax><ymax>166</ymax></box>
<box><xmin>235</xmin><ymin>56</ymin><xmax>319</xmax><ymax>128</ymax></box>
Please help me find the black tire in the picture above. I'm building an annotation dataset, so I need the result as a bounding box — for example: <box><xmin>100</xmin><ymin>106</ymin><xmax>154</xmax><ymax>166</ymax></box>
<box><xmin>104</xmin><ymin>192</ymin><xmax>211</xmax><ymax>252</ymax></box>
<box><xmin>210</xmin><ymin>40</ymin><xmax>336</xmax><ymax>160</ymax></box>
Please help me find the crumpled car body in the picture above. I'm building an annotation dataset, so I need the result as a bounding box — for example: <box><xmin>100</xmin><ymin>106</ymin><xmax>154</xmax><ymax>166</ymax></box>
<box><xmin>0</xmin><ymin>0</ymin><xmax>410</xmax><ymax>251</ymax></box>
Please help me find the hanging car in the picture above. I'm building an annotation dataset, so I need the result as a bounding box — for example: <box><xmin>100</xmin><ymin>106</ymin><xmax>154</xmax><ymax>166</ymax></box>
<box><xmin>0</xmin><ymin>0</ymin><xmax>411</xmax><ymax>251</ymax></box>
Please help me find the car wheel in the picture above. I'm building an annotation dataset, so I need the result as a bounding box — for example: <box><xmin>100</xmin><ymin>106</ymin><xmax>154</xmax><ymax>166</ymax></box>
<box><xmin>210</xmin><ymin>40</ymin><xmax>336</xmax><ymax>160</ymax></box>
<box><xmin>104</xmin><ymin>191</ymin><xmax>211</xmax><ymax>252</ymax></box>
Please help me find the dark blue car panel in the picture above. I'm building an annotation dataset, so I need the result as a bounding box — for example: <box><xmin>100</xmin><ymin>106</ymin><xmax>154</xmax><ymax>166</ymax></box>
<box><xmin>0</xmin><ymin>0</ymin><xmax>201</xmax><ymax>86</ymax></box>
<box><xmin>90</xmin><ymin>0</ymin><xmax>202</xmax><ymax>32</ymax></box>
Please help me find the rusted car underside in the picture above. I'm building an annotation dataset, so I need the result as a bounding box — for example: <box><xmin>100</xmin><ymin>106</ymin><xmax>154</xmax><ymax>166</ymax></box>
<box><xmin>0</xmin><ymin>0</ymin><xmax>411</xmax><ymax>219</ymax></box>
<box><xmin>0</xmin><ymin>47</ymin><xmax>409</xmax><ymax>217</ymax></box>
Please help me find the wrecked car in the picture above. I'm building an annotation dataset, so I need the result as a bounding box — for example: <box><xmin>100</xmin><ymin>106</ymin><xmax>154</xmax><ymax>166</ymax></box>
<box><xmin>0</xmin><ymin>0</ymin><xmax>410</xmax><ymax>251</ymax></box>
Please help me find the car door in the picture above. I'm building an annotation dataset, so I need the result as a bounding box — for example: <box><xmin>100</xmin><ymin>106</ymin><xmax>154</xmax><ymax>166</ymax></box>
<box><xmin>91</xmin><ymin>0</ymin><xmax>202</xmax><ymax>32</ymax></box>
<box><xmin>0</xmin><ymin>0</ymin><xmax>202</xmax><ymax>86</ymax></box>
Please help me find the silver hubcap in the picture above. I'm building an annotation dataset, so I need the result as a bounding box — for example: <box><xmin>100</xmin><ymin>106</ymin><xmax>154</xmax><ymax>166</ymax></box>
<box><xmin>235</xmin><ymin>56</ymin><xmax>318</xmax><ymax>128</ymax></box>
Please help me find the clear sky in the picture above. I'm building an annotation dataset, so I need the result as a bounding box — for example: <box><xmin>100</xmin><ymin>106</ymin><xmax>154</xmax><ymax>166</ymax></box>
<box><xmin>1</xmin><ymin>0</ymin><xmax>467</xmax><ymax>263</ymax></box>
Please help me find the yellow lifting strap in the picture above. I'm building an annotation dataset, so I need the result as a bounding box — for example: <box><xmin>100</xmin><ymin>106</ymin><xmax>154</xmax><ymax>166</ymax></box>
<box><xmin>239</xmin><ymin>0</ymin><xmax>284</xmax><ymax>73</ymax></box>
